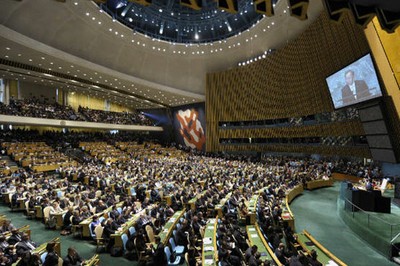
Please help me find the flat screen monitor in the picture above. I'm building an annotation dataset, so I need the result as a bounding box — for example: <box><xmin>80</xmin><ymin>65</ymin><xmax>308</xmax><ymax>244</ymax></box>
<box><xmin>326</xmin><ymin>54</ymin><xmax>382</xmax><ymax>109</ymax></box>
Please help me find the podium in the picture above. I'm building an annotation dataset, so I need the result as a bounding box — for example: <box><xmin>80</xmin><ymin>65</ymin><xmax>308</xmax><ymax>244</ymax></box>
<box><xmin>344</xmin><ymin>186</ymin><xmax>391</xmax><ymax>214</ymax></box>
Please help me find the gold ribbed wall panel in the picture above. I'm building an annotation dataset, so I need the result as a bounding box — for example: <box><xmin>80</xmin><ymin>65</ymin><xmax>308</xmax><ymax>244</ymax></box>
<box><xmin>110</xmin><ymin>103</ymin><xmax>133</xmax><ymax>113</ymax></box>
<box><xmin>206</xmin><ymin>11</ymin><xmax>370</xmax><ymax>155</ymax></box>
<box><xmin>219</xmin><ymin>120</ymin><xmax>365</xmax><ymax>139</ymax></box>
<box><xmin>67</xmin><ymin>93</ymin><xmax>105</xmax><ymax>111</ymax></box>
<box><xmin>218</xmin><ymin>144</ymin><xmax>371</xmax><ymax>158</ymax></box>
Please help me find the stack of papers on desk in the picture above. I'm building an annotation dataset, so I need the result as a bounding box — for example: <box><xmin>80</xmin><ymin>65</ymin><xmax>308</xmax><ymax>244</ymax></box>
<box><xmin>204</xmin><ymin>246</ymin><xmax>214</xmax><ymax>252</ymax></box>
<box><xmin>204</xmin><ymin>259</ymin><xmax>214</xmax><ymax>265</ymax></box>
<box><xmin>327</xmin><ymin>261</ymin><xmax>338</xmax><ymax>266</ymax></box>
<box><xmin>203</xmin><ymin>238</ymin><xmax>212</xmax><ymax>245</ymax></box>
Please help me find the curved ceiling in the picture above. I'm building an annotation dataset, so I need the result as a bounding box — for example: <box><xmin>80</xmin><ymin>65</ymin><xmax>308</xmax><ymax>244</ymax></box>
<box><xmin>0</xmin><ymin>0</ymin><xmax>324</xmax><ymax>107</ymax></box>
<box><xmin>101</xmin><ymin>0</ymin><xmax>264</xmax><ymax>44</ymax></box>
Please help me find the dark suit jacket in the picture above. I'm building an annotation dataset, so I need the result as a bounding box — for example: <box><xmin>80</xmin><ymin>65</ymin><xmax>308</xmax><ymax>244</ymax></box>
<box><xmin>152</xmin><ymin>243</ymin><xmax>167</xmax><ymax>266</ymax></box>
<box><xmin>341</xmin><ymin>80</ymin><xmax>371</xmax><ymax>105</ymax></box>
<box><xmin>102</xmin><ymin>223</ymin><xmax>116</xmax><ymax>240</ymax></box>
<box><xmin>63</xmin><ymin>254</ymin><xmax>83</xmax><ymax>266</ymax></box>
<box><xmin>16</xmin><ymin>240</ymin><xmax>37</xmax><ymax>256</ymax></box>
<box><xmin>43</xmin><ymin>251</ymin><xmax>59</xmax><ymax>266</ymax></box>
<box><xmin>7</xmin><ymin>234</ymin><xmax>22</xmax><ymax>245</ymax></box>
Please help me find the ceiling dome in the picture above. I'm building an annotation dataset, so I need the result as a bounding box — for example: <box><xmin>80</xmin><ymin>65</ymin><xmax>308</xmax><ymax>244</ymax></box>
<box><xmin>100</xmin><ymin>0</ymin><xmax>271</xmax><ymax>44</ymax></box>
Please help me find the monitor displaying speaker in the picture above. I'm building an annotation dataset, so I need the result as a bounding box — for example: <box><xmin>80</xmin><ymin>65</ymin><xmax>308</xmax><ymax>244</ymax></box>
<box><xmin>326</xmin><ymin>54</ymin><xmax>383</xmax><ymax>109</ymax></box>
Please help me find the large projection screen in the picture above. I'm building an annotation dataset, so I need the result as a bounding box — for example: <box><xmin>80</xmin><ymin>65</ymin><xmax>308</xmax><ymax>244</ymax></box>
<box><xmin>326</xmin><ymin>54</ymin><xmax>382</xmax><ymax>109</ymax></box>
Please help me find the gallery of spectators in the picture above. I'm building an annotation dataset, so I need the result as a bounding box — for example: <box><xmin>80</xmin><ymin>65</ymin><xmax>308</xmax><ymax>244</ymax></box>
<box><xmin>0</xmin><ymin>0</ymin><xmax>400</xmax><ymax>266</ymax></box>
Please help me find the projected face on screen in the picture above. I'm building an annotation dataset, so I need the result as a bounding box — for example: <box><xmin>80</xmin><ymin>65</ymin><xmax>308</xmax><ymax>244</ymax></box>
<box><xmin>326</xmin><ymin>54</ymin><xmax>382</xmax><ymax>109</ymax></box>
<box><xmin>176</xmin><ymin>109</ymin><xmax>206</xmax><ymax>150</ymax></box>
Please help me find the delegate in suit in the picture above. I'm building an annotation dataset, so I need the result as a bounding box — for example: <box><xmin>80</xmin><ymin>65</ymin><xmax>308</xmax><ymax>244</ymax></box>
<box><xmin>341</xmin><ymin>70</ymin><xmax>371</xmax><ymax>105</ymax></box>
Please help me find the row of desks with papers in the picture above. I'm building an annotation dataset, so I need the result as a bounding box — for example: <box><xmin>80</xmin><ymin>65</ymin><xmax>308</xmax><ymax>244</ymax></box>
<box><xmin>188</xmin><ymin>190</ymin><xmax>207</xmax><ymax>211</ymax></box>
<box><xmin>297</xmin><ymin>230</ymin><xmax>346</xmax><ymax>266</ymax></box>
<box><xmin>245</xmin><ymin>181</ymin><xmax>346</xmax><ymax>266</ymax></box>
<box><xmin>80</xmin><ymin>202</ymin><xmax>124</xmax><ymax>238</ymax></box>
<box><xmin>158</xmin><ymin>210</ymin><xmax>185</xmax><ymax>245</ymax></box>
<box><xmin>247</xmin><ymin>223</ymin><xmax>282</xmax><ymax>266</ymax></box>
<box><xmin>247</xmin><ymin>194</ymin><xmax>260</xmax><ymax>225</ymax></box>
<box><xmin>215</xmin><ymin>192</ymin><xmax>232</xmax><ymax>218</ymax></box>
<box><xmin>202</xmin><ymin>218</ymin><xmax>218</xmax><ymax>266</ymax></box>
<box><xmin>111</xmin><ymin>204</ymin><xmax>156</xmax><ymax>247</ymax></box>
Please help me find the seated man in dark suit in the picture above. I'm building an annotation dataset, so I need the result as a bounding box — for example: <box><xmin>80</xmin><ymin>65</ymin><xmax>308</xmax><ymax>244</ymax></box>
<box><xmin>149</xmin><ymin>236</ymin><xmax>167</xmax><ymax>266</ymax></box>
<box><xmin>43</xmin><ymin>242</ymin><xmax>59</xmax><ymax>266</ymax></box>
<box><xmin>309</xmin><ymin>249</ymin><xmax>322</xmax><ymax>266</ymax></box>
<box><xmin>175</xmin><ymin>221</ymin><xmax>189</xmax><ymax>249</ymax></box>
<box><xmin>7</xmin><ymin>229</ymin><xmax>22</xmax><ymax>245</ymax></box>
<box><xmin>274</xmin><ymin>243</ymin><xmax>289</xmax><ymax>265</ymax></box>
<box><xmin>63</xmin><ymin>247</ymin><xmax>84</xmax><ymax>266</ymax></box>
<box><xmin>102</xmin><ymin>218</ymin><xmax>118</xmax><ymax>252</ymax></box>
<box><xmin>16</xmin><ymin>233</ymin><xmax>37</xmax><ymax>256</ymax></box>
<box><xmin>245</xmin><ymin>245</ymin><xmax>258</xmax><ymax>262</ymax></box>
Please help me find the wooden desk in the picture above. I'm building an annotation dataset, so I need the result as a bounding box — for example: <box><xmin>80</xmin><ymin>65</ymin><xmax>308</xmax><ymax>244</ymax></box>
<box><xmin>35</xmin><ymin>206</ymin><xmax>43</xmax><ymax>219</ymax></box>
<box><xmin>3</xmin><ymin>191</ymin><xmax>12</xmax><ymax>205</ymax></box>
<box><xmin>286</xmin><ymin>184</ymin><xmax>304</xmax><ymax>204</ymax></box>
<box><xmin>158</xmin><ymin>210</ymin><xmax>185</xmax><ymax>245</ymax></box>
<box><xmin>17</xmin><ymin>197</ymin><xmax>26</xmax><ymax>211</ymax></box>
<box><xmin>282</xmin><ymin>184</ymin><xmax>304</xmax><ymax>231</ymax></box>
<box><xmin>202</xmin><ymin>218</ymin><xmax>218</xmax><ymax>266</ymax></box>
<box><xmin>164</xmin><ymin>195</ymin><xmax>172</xmax><ymax>206</ymax></box>
<box><xmin>306</xmin><ymin>179</ymin><xmax>334</xmax><ymax>190</ymax></box>
<box><xmin>31</xmin><ymin>237</ymin><xmax>61</xmax><ymax>258</ymax></box>
<box><xmin>111</xmin><ymin>204</ymin><xmax>156</xmax><ymax>248</ymax></box>
<box><xmin>80</xmin><ymin>202</ymin><xmax>124</xmax><ymax>238</ymax></box>
<box><xmin>332</xmin><ymin>173</ymin><xmax>360</xmax><ymax>182</ymax></box>
<box><xmin>215</xmin><ymin>192</ymin><xmax>232</xmax><ymax>218</ymax></box>
<box><xmin>297</xmin><ymin>230</ymin><xmax>347</xmax><ymax>266</ymax></box>
<box><xmin>188</xmin><ymin>191</ymin><xmax>206</xmax><ymax>211</ymax></box>
<box><xmin>247</xmin><ymin>194</ymin><xmax>259</xmax><ymax>225</ymax></box>
<box><xmin>246</xmin><ymin>223</ymin><xmax>282</xmax><ymax>266</ymax></box>
<box><xmin>85</xmin><ymin>254</ymin><xmax>100</xmax><ymax>266</ymax></box>
<box><xmin>52</xmin><ymin>211</ymin><xmax>68</xmax><ymax>229</ymax></box>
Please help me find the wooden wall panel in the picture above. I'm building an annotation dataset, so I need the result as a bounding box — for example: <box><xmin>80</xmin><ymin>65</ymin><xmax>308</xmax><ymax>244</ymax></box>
<box><xmin>67</xmin><ymin>92</ymin><xmax>105</xmax><ymax>111</ymax></box>
<box><xmin>218</xmin><ymin>120</ymin><xmax>365</xmax><ymax>139</ymax></box>
<box><xmin>206</xmin><ymin>11</ymin><xmax>371</xmax><ymax>156</ymax></box>
<box><xmin>218</xmin><ymin>144</ymin><xmax>371</xmax><ymax>158</ymax></box>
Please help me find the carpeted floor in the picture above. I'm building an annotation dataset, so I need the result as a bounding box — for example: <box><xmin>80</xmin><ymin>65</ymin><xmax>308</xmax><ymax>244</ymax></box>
<box><xmin>290</xmin><ymin>182</ymin><xmax>397</xmax><ymax>266</ymax></box>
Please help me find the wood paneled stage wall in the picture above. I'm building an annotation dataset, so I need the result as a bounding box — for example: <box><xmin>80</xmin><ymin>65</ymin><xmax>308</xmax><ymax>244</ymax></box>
<box><xmin>206</xmin><ymin>12</ymin><xmax>371</xmax><ymax>157</ymax></box>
